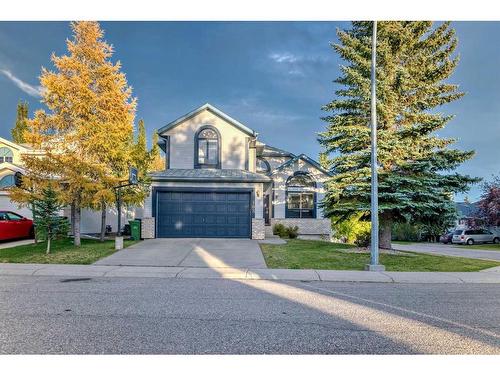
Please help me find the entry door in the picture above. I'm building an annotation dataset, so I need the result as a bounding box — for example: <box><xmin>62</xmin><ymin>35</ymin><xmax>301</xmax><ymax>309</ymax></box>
<box><xmin>156</xmin><ymin>190</ymin><xmax>251</xmax><ymax>238</ymax></box>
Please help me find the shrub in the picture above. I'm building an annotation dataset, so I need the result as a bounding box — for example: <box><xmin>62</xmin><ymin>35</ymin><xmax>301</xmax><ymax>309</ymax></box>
<box><xmin>354</xmin><ymin>231</ymin><xmax>371</xmax><ymax>247</ymax></box>
<box><xmin>332</xmin><ymin>214</ymin><xmax>371</xmax><ymax>244</ymax></box>
<box><xmin>391</xmin><ymin>222</ymin><xmax>422</xmax><ymax>242</ymax></box>
<box><xmin>273</xmin><ymin>223</ymin><xmax>287</xmax><ymax>238</ymax></box>
<box><xmin>286</xmin><ymin>225</ymin><xmax>299</xmax><ymax>239</ymax></box>
<box><xmin>273</xmin><ymin>223</ymin><xmax>299</xmax><ymax>239</ymax></box>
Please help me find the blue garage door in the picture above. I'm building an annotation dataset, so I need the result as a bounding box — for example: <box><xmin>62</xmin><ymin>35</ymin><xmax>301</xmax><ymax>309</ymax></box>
<box><xmin>156</xmin><ymin>191</ymin><xmax>251</xmax><ymax>238</ymax></box>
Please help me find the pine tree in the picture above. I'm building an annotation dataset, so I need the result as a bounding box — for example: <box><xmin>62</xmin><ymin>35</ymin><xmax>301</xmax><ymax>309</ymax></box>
<box><xmin>32</xmin><ymin>183</ymin><xmax>69</xmax><ymax>254</ymax></box>
<box><xmin>12</xmin><ymin>21</ymin><xmax>136</xmax><ymax>247</ymax></box>
<box><xmin>319</xmin><ymin>21</ymin><xmax>479</xmax><ymax>249</ymax></box>
<box><xmin>11</xmin><ymin>101</ymin><xmax>29</xmax><ymax>144</ymax></box>
<box><xmin>150</xmin><ymin>131</ymin><xmax>165</xmax><ymax>172</ymax></box>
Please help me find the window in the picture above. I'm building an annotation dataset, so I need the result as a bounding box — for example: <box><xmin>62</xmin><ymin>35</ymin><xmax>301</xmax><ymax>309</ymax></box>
<box><xmin>0</xmin><ymin>174</ymin><xmax>15</xmax><ymax>190</ymax></box>
<box><xmin>6</xmin><ymin>212</ymin><xmax>22</xmax><ymax>220</ymax></box>
<box><xmin>286</xmin><ymin>173</ymin><xmax>316</xmax><ymax>218</ymax></box>
<box><xmin>0</xmin><ymin>147</ymin><xmax>13</xmax><ymax>164</ymax></box>
<box><xmin>256</xmin><ymin>157</ymin><xmax>271</xmax><ymax>174</ymax></box>
<box><xmin>195</xmin><ymin>127</ymin><xmax>220</xmax><ymax>168</ymax></box>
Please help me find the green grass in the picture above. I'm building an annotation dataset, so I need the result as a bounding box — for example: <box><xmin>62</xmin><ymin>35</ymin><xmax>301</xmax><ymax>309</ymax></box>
<box><xmin>0</xmin><ymin>238</ymin><xmax>138</xmax><ymax>265</ymax></box>
<box><xmin>260</xmin><ymin>239</ymin><xmax>499</xmax><ymax>272</ymax></box>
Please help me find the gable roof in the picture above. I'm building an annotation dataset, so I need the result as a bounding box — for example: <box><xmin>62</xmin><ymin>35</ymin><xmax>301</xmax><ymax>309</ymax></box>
<box><xmin>0</xmin><ymin>136</ymin><xmax>31</xmax><ymax>152</ymax></box>
<box><xmin>270</xmin><ymin>153</ymin><xmax>333</xmax><ymax>177</ymax></box>
<box><xmin>259</xmin><ymin>144</ymin><xmax>295</xmax><ymax>158</ymax></box>
<box><xmin>158</xmin><ymin>103</ymin><xmax>258</xmax><ymax>137</ymax></box>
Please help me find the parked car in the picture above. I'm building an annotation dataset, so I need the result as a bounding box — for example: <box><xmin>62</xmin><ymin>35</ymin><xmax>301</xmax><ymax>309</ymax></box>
<box><xmin>439</xmin><ymin>232</ymin><xmax>454</xmax><ymax>244</ymax></box>
<box><xmin>452</xmin><ymin>228</ymin><xmax>500</xmax><ymax>245</ymax></box>
<box><xmin>0</xmin><ymin>211</ymin><xmax>34</xmax><ymax>241</ymax></box>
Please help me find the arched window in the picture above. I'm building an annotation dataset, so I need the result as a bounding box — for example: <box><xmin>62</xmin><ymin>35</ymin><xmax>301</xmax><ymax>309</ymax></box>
<box><xmin>286</xmin><ymin>172</ymin><xmax>316</xmax><ymax>218</ymax></box>
<box><xmin>0</xmin><ymin>147</ymin><xmax>13</xmax><ymax>164</ymax></box>
<box><xmin>0</xmin><ymin>174</ymin><xmax>15</xmax><ymax>190</ymax></box>
<box><xmin>256</xmin><ymin>157</ymin><xmax>271</xmax><ymax>174</ymax></box>
<box><xmin>195</xmin><ymin>126</ymin><xmax>220</xmax><ymax>169</ymax></box>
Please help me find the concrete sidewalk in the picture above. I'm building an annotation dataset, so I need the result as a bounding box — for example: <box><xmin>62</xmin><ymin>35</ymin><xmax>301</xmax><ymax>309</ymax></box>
<box><xmin>1</xmin><ymin>262</ymin><xmax>500</xmax><ymax>283</ymax></box>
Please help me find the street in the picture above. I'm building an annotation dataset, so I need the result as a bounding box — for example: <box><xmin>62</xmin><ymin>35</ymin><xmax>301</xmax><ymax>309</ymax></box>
<box><xmin>0</xmin><ymin>275</ymin><xmax>499</xmax><ymax>354</ymax></box>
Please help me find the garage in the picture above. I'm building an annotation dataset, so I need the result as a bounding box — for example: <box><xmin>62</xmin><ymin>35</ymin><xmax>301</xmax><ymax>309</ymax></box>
<box><xmin>155</xmin><ymin>190</ymin><xmax>251</xmax><ymax>238</ymax></box>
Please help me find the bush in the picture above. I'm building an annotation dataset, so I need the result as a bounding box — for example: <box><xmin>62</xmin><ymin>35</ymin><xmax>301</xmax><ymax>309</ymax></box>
<box><xmin>392</xmin><ymin>222</ymin><xmax>422</xmax><ymax>242</ymax></box>
<box><xmin>286</xmin><ymin>226</ymin><xmax>299</xmax><ymax>239</ymax></box>
<box><xmin>332</xmin><ymin>214</ymin><xmax>371</xmax><ymax>244</ymax></box>
<box><xmin>354</xmin><ymin>231</ymin><xmax>371</xmax><ymax>247</ymax></box>
<box><xmin>273</xmin><ymin>223</ymin><xmax>299</xmax><ymax>239</ymax></box>
<box><xmin>273</xmin><ymin>223</ymin><xmax>287</xmax><ymax>237</ymax></box>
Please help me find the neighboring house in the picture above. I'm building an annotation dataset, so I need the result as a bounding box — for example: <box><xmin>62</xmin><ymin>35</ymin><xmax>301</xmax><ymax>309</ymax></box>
<box><xmin>0</xmin><ymin>136</ymin><xmax>131</xmax><ymax>234</ymax></box>
<box><xmin>140</xmin><ymin>103</ymin><xmax>332</xmax><ymax>240</ymax></box>
<box><xmin>0</xmin><ymin>137</ymin><xmax>42</xmax><ymax>219</ymax></box>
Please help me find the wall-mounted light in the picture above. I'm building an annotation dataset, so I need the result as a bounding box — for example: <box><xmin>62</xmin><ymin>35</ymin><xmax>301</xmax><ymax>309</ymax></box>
<box><xmin>256</xmin><ymin>189</ymin><xmax>261</xmax><ymax>198</ymax></box>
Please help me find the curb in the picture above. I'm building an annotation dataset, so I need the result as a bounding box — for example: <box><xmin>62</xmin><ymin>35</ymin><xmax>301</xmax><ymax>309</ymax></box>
<box><xmin>1</xmin><ymin>263</ymin><xmax>500</xmax><ymax>283</ymax></box>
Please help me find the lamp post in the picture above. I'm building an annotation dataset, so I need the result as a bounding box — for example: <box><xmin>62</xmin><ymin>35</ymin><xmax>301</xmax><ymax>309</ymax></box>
<box><xmin>365</xmin><ymin>21</ymin><xmax>385</xmax><ymax>272</ymax></box>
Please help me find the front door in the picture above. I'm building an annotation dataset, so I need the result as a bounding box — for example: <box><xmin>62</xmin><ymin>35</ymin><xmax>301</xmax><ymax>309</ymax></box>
<box><xmin>264</xmin><ymin>194</ymin><xmax>270</xmax><ymax>225</ymax></box>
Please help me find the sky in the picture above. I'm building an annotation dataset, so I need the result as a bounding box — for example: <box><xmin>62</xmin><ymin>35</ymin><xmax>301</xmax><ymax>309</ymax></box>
<box><xmin>0</xmin><ymin>21</ymin><xmax>498</xmax><ymax>201</ymax></box>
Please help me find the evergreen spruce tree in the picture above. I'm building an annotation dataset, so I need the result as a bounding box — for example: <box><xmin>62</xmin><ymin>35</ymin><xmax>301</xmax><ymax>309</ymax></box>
<box><xmin>319</xmin><ymin>21</ymin><xmax>478</xmax><ymax>249</ymax></box>
<box><xmin>32</xmin><ymin>184</ymin><xmax>69</xmax><ymax>254</ymax></box>
<box><xmin>11</xmin><ymin>101</ymin><xmax>29</xmax><ymax>144</ymax></box>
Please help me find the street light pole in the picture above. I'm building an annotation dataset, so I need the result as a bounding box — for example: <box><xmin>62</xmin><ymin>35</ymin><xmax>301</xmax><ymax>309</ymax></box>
<box><xmin>366</xmin><ymin>21</ymin><xmax>385</xmax><ymax>272</ymax></box>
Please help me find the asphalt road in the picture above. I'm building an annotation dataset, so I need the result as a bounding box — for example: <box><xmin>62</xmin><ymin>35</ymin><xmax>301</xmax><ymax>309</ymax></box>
<box><xmin>0</xmin><ymin>275</ymin><xmax>499</xmax><ymax>354</ymax></box>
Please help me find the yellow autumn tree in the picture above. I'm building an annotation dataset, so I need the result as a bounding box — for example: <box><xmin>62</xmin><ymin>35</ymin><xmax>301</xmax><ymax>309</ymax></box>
<box><xmin>11</xmin><ymin>21</ymin><xmax>137</xmax><ymax>247</ymax></box>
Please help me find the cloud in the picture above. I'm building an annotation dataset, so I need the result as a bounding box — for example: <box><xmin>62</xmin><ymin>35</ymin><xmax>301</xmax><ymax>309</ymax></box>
<box><xmin>268</xmin><ymin>51</ymin><xmax>329</xmax><ymax>76</ymax></box>
<box><xmin>0</xmin><ymin>69</ymin><xmax>42</xmax><ymax>97</ymax></box>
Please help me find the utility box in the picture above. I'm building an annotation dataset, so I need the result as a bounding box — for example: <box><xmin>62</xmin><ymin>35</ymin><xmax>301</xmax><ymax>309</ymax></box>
<box><xmin>129</xmin><ymin>219</ymin><xmax>142</xmax><ymax>241</ymax></box>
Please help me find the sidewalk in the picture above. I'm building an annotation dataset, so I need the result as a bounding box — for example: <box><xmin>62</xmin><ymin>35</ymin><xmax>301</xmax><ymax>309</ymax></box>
<box><xmin>1</xmin><ymin>263</ymin><xmax>500</xmax><ymax>283</ymax></box>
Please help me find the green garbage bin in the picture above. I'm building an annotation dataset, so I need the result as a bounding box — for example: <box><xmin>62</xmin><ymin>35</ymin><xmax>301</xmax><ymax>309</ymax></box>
<box><xmin>129</xmin><ymin>219</ymin><xmax>141</xmax><ymax>241</ymax></box>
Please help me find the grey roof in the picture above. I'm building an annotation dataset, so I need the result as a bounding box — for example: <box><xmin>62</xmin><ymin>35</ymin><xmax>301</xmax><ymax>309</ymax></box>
<box><xmin>455</xmin><ymin>201</ymin><xmax>479</xmax><ymax>218</ymax></box>
<box><xmin>157</xmin><ymin>103</ymin><xmax>257</xmax><ymax>137</ymax></box>
<box><xmin>270</xmin><ymin>153</ymin><xmax>333</xmax><ymax>177</ymax></box>
<box><xmin>150</xmin><ymin>169</ymin><xmax>271</xmax><ymax>183</ymax></box>
<box><xmin>259</xmin><ymin>144</ymin><xmax>295</xmax><ymax>157</ymax></box>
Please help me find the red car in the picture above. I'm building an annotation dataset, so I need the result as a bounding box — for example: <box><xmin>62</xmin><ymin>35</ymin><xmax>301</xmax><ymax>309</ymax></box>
<box><xmin>0</xmin><ymin>211</ymin><xmax>34</xmax><ymax>241</ymax></box>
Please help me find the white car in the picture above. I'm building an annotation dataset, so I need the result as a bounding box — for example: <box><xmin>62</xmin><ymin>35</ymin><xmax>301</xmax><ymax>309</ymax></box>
<box><xmin>452</xmin><ymin>229</ymin><xmax>500</xmax><ymax>245</ymax></box>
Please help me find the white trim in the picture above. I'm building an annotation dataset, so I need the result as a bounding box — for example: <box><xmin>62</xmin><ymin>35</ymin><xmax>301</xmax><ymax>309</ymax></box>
<box><xmin>158</xmin><ymin>103</ymin><xmax>257</xmax><ymax>137</ymax></box>
<box><xmin>0</xmin><ymin>136</ymin><xmax>31</xmax><ymax>152</ymax></box>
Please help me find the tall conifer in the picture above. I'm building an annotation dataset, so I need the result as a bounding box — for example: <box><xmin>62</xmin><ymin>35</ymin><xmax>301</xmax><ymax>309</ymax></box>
<box><xmin>319</xmin><ymin>22</ymin><xmax>478</xmax><ymax>248</ymax></box>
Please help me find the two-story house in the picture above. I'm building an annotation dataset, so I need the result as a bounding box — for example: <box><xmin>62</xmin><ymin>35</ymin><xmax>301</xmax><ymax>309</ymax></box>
<box><xmin>140</xmin><ymin>103</ymin><xmax>332</xmax><ymax>240</ymax></box>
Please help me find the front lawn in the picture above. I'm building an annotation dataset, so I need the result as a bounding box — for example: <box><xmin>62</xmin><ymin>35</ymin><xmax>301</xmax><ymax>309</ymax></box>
<box><xmin>0</xmin><ymin>238</ymin><xmax>138</xmax><ymax>264</ymax></box>
<box><xmin>260</xmin><ymin>239</ymin><xmax>499</xmax><ymax>272</ymax></box>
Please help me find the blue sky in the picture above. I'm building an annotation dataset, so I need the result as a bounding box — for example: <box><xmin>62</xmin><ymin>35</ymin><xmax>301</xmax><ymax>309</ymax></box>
<box><xmin>0</xmin><ymin>21</ymin><xmax>498</xmax><ymax>201</ymax></box>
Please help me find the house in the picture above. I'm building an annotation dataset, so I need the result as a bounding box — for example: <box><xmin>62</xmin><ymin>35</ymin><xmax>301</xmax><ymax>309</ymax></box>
<box><xmin>139</xmin><ymin>103</ymin><xmax>332</xmax><ymax>240</ymax></box>
<box><xmin>0</xmin><ymin>137</ymin><xmax>43</xmax><ymax>219</ymax></box>
<box><xmin>0</xmin><ymin>136</ymin><xmax>132</xmax><ymax>234</ymax></box>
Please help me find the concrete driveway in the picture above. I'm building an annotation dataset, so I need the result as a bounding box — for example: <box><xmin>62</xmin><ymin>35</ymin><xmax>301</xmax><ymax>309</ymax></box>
<box><xmin>94</xmin><ymin>238</ymin><xmax>267</xmax><ymax>269</ymax></box>
<box><xmin>392</xmin><ymin>242</ymin><xmax>500</xmax><ymax>262</ymax></box>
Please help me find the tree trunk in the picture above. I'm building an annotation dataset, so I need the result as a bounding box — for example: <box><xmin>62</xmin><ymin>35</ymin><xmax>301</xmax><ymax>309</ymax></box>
<box><xmin>70</xmin><ymin>201</ymin><xmax>76</xmax><ymax>236</ymax></box>
<box><xmin>379</xmin><ymin>212</ymin><xmax>393</xmax><ymax>250</ymax></box>
<box><xmin>74</xmin><ymin>204</ymin><xmax>81</xmax><ymax>247</ymax></box>
<box><xmin>46</xmin><ymin>236</ymin><xmax>51</xmax><ymax>255</ymax></box>
<box><xmin>100</xmin><ymin>199</ymin><xmax>106</xmax><ymax>242</ymax></box>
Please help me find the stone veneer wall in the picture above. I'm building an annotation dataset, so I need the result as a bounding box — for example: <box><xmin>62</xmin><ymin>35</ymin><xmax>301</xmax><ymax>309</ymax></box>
<box><xmin>141</xmin><ymin>217</ymin><xmax>155</xmax><ymax>239</ymax></box>
<box><xmin>252</xmin><ymin>218</ymin><xmax>265</xmax><ymax>240</ymax></box>
<box><xmin>271</xmin><ymin>218</ymin><xmax>331</xmax><ymax>237</ymax></box>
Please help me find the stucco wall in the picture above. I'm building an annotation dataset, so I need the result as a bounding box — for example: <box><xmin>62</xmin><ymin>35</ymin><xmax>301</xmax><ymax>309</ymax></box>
<box><xmin>269</xmin><ymin>158</ymin><xmax>328</xmax><ymax>219</ymax></box>
<box><xmin>160</xmin><ymin>109</ymin><xmax>253</xmax><ymax>170</ymax></box>
<box><xmin>0</xmin><ymin>192</ymin><xmax>33</xmax><ymax>218</ymax></box>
